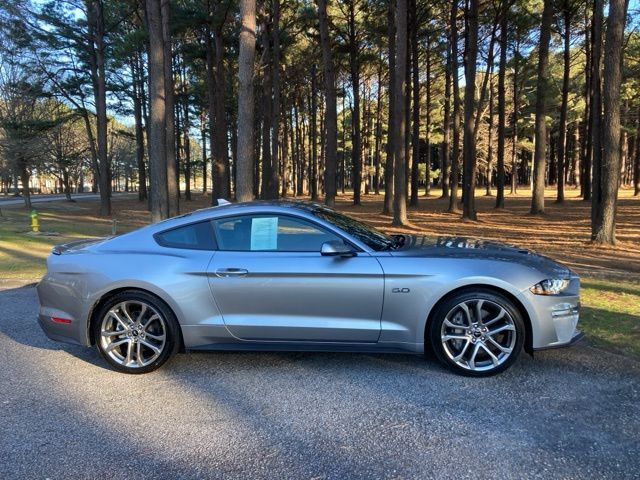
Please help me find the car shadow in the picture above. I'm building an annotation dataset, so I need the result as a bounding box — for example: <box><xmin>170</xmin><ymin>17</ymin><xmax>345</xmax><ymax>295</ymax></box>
<box><xmin>0</xmin><ymin>283</ymin><xmax>112</xmax><ymax>370</ymax></box>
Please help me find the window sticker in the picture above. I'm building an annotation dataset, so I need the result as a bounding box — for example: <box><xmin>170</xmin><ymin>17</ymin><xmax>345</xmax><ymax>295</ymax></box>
<box><xmin>250</xmin><ymin>217</ymin><xmax>278</xmax><ymax>250</ymax></box>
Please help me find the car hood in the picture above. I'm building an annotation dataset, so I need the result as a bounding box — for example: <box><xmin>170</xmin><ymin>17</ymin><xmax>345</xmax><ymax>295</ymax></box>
<box><xmin>389</xmin><ymin>235</ymin><xmax>573</xmax><ymax>277</ymax></box>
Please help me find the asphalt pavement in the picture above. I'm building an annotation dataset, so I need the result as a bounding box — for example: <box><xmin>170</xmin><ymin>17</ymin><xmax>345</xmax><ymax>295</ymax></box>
<box><xmin>1</xmin><ymin>282</ymin><xmax>638</xmax><ymax>479</ymax></box>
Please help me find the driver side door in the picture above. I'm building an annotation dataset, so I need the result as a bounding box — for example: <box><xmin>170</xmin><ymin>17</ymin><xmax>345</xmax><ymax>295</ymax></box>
<box><xmin>207</xmin><ymin>213</ymin><xmax>384</xmax><ymax>343</ymax></box>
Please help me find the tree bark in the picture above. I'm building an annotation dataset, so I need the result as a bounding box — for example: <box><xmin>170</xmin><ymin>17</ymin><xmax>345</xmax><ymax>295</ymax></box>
<box><xmin>495</xmin><ymin>0</ymin><xmax>508</xmax><ymax>208</ymax></box>
<box><xmin>589</xmin><ymin>0</ymin><xmax>604</xmax><ymax>214</ymax></box>
<box><xmin>261</xmin><ymin>33</ymin><xmax>274</xmax><ymax>199</ymax></box>
<box><xmin>448</xmin><ymin>0</ymin><xmax>461</xmax><ymax>213</ymax></box>
<box><xmin>423</xmin><ymin>34</ymin><xmax>432</xmax><ymax>197</ymax></box>
<box><xmin>145</xmin><ymin>0</ymin><xmax>168</xmax><ymax>221</ymax></box>
<box><xmin>131</xmin><ymin>53</ymin><xmax>147</xmax><ymax>202</ymax></box>
<box><xmin>441</xmin><ymin>32</ymin><xmax>451</xmax><ymax>200</ymax></box>
<box><xmin>530</xmin><ymin>0</ymin><xmax>553</xmax><ymax>214</ymax></box>
<box><xmin>635</xmin><ymin>104</ymin><xmax>640</xmax><ymax>196</ymax></box>
<box><xmin>162</xmin><ymin>0</ymin><xmax>178</xmax><ymax>215</ymax></box>
<box><xmin>317</xmin><ymin>0</ymin><xmax>338</xmax><ymax>206</ymax></box>
<box><xmin>409</xmin><ymin>0</ymin><xmax>420</xmax><ymax>207</ymax></box>
<box><xmin>270</xmin><ymin>0</ymin><xmax>281</xmax><ymax>200</ymax></box>
<box><xmin>383</xmin><ymin>0</ymin><xmax>396</xmax><ymax>214</ymax></box>
<box><xmin>462</xmin><ymin>0</ymin><xmax>479</xmax><ymax>220</ymax></box>
<box><xmin>236</xmin><ymin>0</ymin><xmax>257</xmax><ymax>202</ymax></box>
<box><xmin>556</xmin><ymin>1</ymin><xmax>571</xmax><ymax>203</ymax></box>
<box><xmin>392</xmin><ymin>0</ymin><xmax>408</xmax><ymax>225</ymax></box>
<box><xmin>374</xmin><ymin>63</ymin><xmax>383</xmax><ymax>195</ymax></box>
<box><xmin>212</xmin><ymin>27</ymin><xmax>230</xmax><ymax>202</ymax></box>
<box><xmin>591</xmin><ymin>0</ymin><xmax>627</xmax><ymax>244</ymax></box>
<box><xmin>348</xmin><ymin>1</ymin><xmax>361</xmax><ymax>205</ymax></box>
<box><xmin>87</xmin><ymin>0</ymin><xmax>111</xmax><ymax>216</ymax></box>
<box><xmin>510</xmin><ymin>38</ymin><xmax>519</xmax><ymax>195</ymax></box>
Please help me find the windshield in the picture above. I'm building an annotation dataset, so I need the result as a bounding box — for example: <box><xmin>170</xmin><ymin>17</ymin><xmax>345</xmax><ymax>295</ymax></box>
<box><xmin>312</xmin><ymin>206</ymin><xmax>395</xmax><ymax>251</ymax></box>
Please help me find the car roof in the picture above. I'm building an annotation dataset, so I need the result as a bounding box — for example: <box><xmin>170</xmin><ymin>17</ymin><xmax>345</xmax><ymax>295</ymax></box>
<box><xmin>152</xmin><ymin>200</ymin><xmax>325</xmax><ymax>230</ymax></box>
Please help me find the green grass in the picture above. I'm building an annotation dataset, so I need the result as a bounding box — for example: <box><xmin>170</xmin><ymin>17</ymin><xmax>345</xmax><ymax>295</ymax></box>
<box><xmin>580</xmin><ymin>279</ymin><xmax>640</xmax><ymax>358</ymax></box>
<box><xmin>0</xmin><ymin>203</ymin><xmax>140</xmax><ymax>279</ymax></box>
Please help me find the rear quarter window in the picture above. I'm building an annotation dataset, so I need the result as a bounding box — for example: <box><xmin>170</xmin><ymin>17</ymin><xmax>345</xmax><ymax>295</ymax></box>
<box><xmin>155</xmin><ymin>222</ymin><xmax>216</xmax><ymax>250</ymax></box>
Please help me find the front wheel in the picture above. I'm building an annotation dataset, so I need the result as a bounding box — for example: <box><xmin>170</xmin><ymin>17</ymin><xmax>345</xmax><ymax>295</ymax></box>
<box><xmin>93</xmin><ymin>291</ymin><xmax>180</xmax><ymax>374</ymax></box>
<box><xmin>428</xmin><ymin>290</ymin><xmax>525</xmax><ymax>376</ymax></box>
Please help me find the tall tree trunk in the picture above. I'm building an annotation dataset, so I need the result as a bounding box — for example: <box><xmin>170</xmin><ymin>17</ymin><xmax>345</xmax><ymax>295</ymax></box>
<box><xmin>635</xmin><ymin>104</ymin><xmax>640</xmax><ymax>196</ymax></box>
<box><xmin>383</xmin><ymin>0</ymin><xmax>396</xmax><ymax>214</ymax></box>
<box><xmin>441</xmin><ymin>33</ymin><xmax>451</xmax><ymax>200</ymax></box>
<box><xmin>591</xmin><ymin>0</ymin><xmax>627</xmax><ymax>244</ymax></box>
<box><xmin>162</xmin><ymin>0</ymin><xmax>178</xmax><ymax>215</ymax></box>
<box><xmin>201</xmin><ymin>113</ymin><xmax>208</xmax><ymax>194</ymax></box>
<box><xmin>448</xmin><ymin>0</ymin><xmax>461</xmax><ymax>213</ymax></box>
<box><xmin>310</xmin><ymin>65</ymin><xmax>319</xmax><ymax>200</ymax></box>
<box><xmin>213</xmin><ymin>27</ymin><xmax>230</xmax><ymax>202</ymax></box>
<box><xmin>582</xmin><ymin>7</ymin><xmax>592</xmax><ymax>200</ymax></box>
<box><xmin>145</xmin><ymin>0</ymin><xmax>168</xmax><ymax>221</ymax></box>
<box><xmin>374</xmin><ymin>63</ymin><xmax>383</xmax><ymax>195</ymax></box>
<box><xmin>236</xmin><ymin>0</ymin><xmax>257</xmax><ymax>202</ymax></box>
<box><xmin>19</xmin><ymin>163</ymin><xmax>31</xmax><ymax>209</ymax></box>
<box><xmin>556</xmin><ymin>1</ymin><xmax>571</xmax><ymax>203</ymax></box>
<box><xmin>423</xmin><ymin>34</ymin><xmax>432</xmax><ymax>197</ymax></box>
<box><xmin>510</xmin><ymin>38</ymin><xmax>519</xmax><ymax>195</ymax></box>
<box><xmin>486</xmin><ymin>79</ymin><xmax>494</xmax><ymax>196</ymax></box>
<box><xmin>348</xmin><ymin>2</ymin><xmax>361</xmax><ymax>205</ymax></box>
<box><xmin>495</xmin><ymin>0</ymin><xmax>508</xmax><ymax>208</ymax></box>
<box><xmin>589</xmin><ymin>0</ymin><xmax>604</xmax><ymax>214</ymax></box>
<box><xmin>572</xmin><ymin>125</ymin><xmax>581</xmax><ymax>188</ymax></box>
<box><xmin>270</xmin><ymin>0</ymin><xmax>281</xmax><ymax>200</ymax></box>
<box><xmin>317</xmin><ymin>0</ymin><xmax>337</xmax><ymax>206</ymax></box>
<box><xmin>205</xmin><ymin>27</ymin><xmax>217</xmax><ymax>200</ymax></box>
<box><xmin>88</xmin><ymin>0</ymin><xmax>111</xmax><ymax>216</ymax></box>
<box><xmin>392</xmin><ymin>0</ymin><xmax>408</xmax><ymax>225</ymax></box>
<box><xmin>410</xmin><ymin>0</ymin><xmax>420</xmax><ymax>207</ymax></box>
<box><xmin>131</xmin><ymin>54</ymin><xmax>147</xmax><ymax>201</ymax></box>
<box><xmin>462</xmin><ymin>0</ymin><xmax>479</xmax><ymax>220</ymax></box>
<box><xmin>182</xmin><ymin>84</ymin><xmax>192</xmax><ymax>201</ymax></box>
<box><xmin>530</xmin><ymin>0</ymin><xmax>553</xmax><ymax>214</ymax></box>
<box><xmin>262</xmin><ymin>28</ymin><xmax>278</xmax><ymax>199</ymax></box>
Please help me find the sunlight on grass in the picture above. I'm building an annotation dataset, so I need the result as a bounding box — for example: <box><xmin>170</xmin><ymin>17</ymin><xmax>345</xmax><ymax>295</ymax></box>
<box><xmin>580</xmin><ymin>279</ymin><xmax>640</xmax><ymax>358</ymax></box>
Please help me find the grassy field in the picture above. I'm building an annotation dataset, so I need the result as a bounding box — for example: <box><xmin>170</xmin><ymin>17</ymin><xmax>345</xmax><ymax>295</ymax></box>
<box><xmin>1</xmin><ymin>187</ymin><xmax>639</xmax><ymax>358</ymax></box>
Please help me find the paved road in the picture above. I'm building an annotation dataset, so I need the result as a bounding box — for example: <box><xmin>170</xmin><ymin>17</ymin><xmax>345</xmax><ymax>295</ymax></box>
<box><xmin>0</xmin><ymin>192</ymin><xmax>136</xmax><ymax>207</ymax></box>
<box><xmin>1</xmin><ymin>283</ymin><xmax>639</xmax><ymax>480</ymax></box>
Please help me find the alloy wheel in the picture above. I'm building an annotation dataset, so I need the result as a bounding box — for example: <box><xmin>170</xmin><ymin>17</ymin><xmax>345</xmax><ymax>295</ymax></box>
<box><xmin>440</xmin><ymin>299</ymin><xmax>517</xmax><ymax>372</ymax></box>
<box><xmin>99</xmin><ymin>300</ymin><xmax>167</xmax><ymax>369</ymax></box>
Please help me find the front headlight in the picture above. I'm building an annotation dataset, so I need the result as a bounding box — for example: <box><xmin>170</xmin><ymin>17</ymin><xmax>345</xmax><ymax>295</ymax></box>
<box><xmin>529</xmin><ymin>278</ymin><xmax>570</xmax><ymax>295</ymax></box>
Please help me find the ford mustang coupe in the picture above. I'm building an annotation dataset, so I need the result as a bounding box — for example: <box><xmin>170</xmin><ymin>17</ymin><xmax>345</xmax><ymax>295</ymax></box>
<box><xmin>37</xmin><ymin>200</ymin><xmax>582</xmax><ymax>376</ymax></box>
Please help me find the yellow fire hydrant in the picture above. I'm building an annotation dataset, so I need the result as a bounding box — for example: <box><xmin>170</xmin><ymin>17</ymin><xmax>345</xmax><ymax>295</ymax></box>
<box><xmin>30</xmin><ymin>209</ymin><xmax>39</xmax><ymax>233</ymax></box>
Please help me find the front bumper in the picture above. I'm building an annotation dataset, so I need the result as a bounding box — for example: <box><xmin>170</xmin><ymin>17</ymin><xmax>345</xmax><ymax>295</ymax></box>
<box><xmin>521</xmin><ymin>277</ymin><xmax>582</xmax><ymax>349</ymax></box>
<box><xmin>534</xmin><ymin>329</ymin><xmax>584</xmax><ymax>351</ymax></box>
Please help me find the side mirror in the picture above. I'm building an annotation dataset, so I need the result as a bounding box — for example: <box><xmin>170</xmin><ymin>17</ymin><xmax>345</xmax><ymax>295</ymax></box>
<box><xmin>321</xmin><ymin>240</ymin><xmax>356</xmax><ymax>257</ymax></box>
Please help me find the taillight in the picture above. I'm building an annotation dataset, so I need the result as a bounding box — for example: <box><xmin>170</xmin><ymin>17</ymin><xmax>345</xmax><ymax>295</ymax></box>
<box><xmin>51</xmin><ymin>317</ymin><xmax>72</xmax><ymax>324</ymax></box>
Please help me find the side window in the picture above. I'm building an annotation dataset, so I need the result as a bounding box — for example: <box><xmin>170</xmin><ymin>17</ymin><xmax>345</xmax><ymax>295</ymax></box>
<box><xmin>212</xmin><ymin>215</ymin><xmax>341</xmax><ymax>252</ymax></box>
<box><xmin>156</xmin><ymin>222</ymin><xmax>215</xmax><ymax>250</ymax></box>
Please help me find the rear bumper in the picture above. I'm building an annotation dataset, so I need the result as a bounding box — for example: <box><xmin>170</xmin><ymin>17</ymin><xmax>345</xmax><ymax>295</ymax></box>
<box><xmin>36</xmin><ymin>276</ymin><xmax>92</xmax><ymax>347</ymax></box>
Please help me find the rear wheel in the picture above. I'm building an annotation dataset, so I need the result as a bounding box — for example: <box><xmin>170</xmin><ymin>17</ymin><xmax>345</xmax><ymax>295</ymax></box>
<box><xmin>93</xmin><ymin>291</ymin><xmax>179</xmax><ymax>374</ymax></box>
<box><xmin>428</xmin><ymin>290</ymin><xmax>524</xmax><ymax>376</ymax></box>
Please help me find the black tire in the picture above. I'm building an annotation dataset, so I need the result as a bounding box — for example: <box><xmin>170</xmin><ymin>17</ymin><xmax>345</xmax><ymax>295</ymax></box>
<box><xmin>93</xmin><ymin>290</ymin><xmax>180</xmax><ymax>374</ymax></box>
<box><xmin>428</xmin><ymin>289</ymin><xmax>525</xmax><ymax>377</ymax></box>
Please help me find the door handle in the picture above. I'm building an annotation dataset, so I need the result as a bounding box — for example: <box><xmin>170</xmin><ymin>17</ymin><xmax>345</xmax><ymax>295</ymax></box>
<box><xmin>215</xmin><ymin>268</ymin><xmax>249</xmax><ymax>278</ymax></box>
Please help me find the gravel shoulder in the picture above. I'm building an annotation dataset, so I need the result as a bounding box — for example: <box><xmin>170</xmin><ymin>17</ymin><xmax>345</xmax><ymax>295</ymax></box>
<box><xmin>1</xmin><ymin>284</ymin><xmax>639</xmax><ymax>480</ymax></box>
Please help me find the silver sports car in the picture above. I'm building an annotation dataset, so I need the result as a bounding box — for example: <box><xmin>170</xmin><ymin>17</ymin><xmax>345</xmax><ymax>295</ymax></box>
<box><xmin>37</xmin><ymin>200</ymin><xmax>582</xmax><ymax>376</ymax></box>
